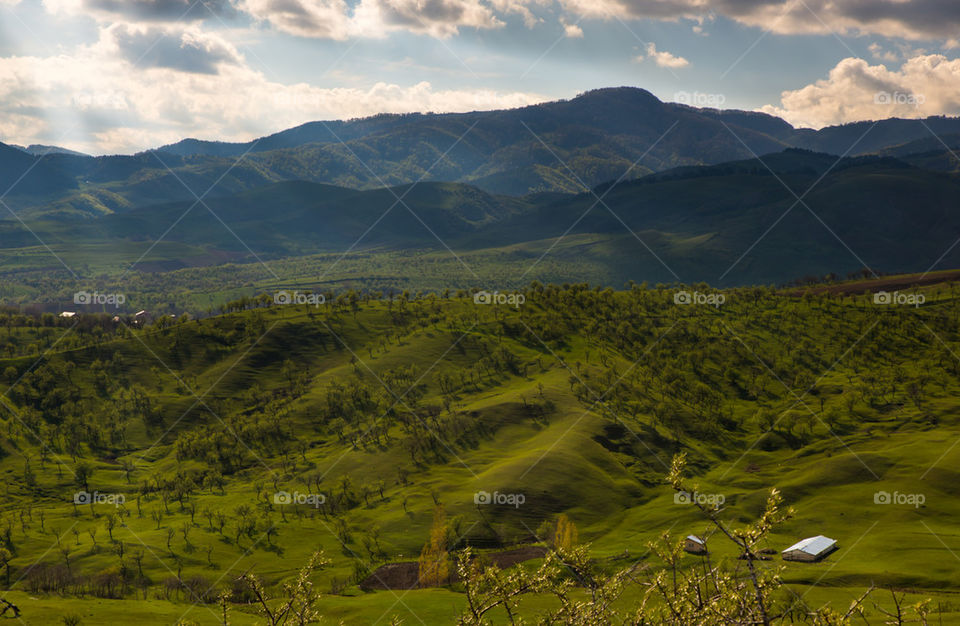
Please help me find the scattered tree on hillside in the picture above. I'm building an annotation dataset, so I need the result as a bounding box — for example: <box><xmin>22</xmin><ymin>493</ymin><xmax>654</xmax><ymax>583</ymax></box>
<box><xmin>418</xmin><ymin>505</ymin><xmax>451</xmax><ymax>587</ymax></box>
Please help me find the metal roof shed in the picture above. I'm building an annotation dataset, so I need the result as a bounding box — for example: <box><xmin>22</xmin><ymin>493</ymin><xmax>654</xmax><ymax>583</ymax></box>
<box><xmin>782</xmin><ymin>535</ymin><xmax>837</xmax><ymax>562</ymax></box>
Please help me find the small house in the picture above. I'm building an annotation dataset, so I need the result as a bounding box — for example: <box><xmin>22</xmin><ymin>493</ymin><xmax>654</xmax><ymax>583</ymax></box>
<box><xmin>782</xmin><ymin>535</ymin><xmax>837</xmax><ymax>562</ymax></box>
<box><xmin>59</xmin><ymin>311</ymin><xmax>76</xmax><ymax>318</ymax></box>
<box><xmin>684</xmin><ymin>535</ymin><xmax>707</xmax><ymax>555</ymax></box>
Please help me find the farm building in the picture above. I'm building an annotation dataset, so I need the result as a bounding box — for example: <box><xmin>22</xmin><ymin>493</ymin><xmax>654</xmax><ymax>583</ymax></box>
<box><xmin>782</xmin><ymin>535</ymin><xmax>837</xmax><ymax>562</ymax></box>
<box><xmin>684</xmin><ymin>535</ymin><xmax>707</xmax><ymax>555</ymax></box>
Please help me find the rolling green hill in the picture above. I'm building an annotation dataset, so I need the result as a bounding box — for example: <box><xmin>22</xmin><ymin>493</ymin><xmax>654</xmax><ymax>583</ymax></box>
<box><xmin>2</xmin><ymin>148</ymin><xmax>959</xmax><ymax>309</ymax></box>
<box><xmin>486</xmin><ymin>149</ymin><xmax>960</xmax><ymax>285</ymax></box>
<box><xmin>0</xmin><ymin>283</ymin><xmax>958</xmax><ymax>623</ymax></box>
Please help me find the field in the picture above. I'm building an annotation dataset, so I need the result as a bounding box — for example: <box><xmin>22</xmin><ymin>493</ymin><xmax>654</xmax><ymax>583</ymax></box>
<box><xmin>0</xmin><ymin>282</ymin><xmax>956</xmax><ymax>623</ymax></box>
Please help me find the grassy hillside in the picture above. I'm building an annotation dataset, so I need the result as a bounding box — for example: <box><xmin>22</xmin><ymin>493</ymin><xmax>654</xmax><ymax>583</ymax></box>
<box><xmin>3</xmin><ymin>150</ymin><xmax>960</xmax><ymax>310</ymax></box>
<box><xmin>0</xmin><ymin>283</ymin><xmax>958</xmax><ymax>622</ymax></box>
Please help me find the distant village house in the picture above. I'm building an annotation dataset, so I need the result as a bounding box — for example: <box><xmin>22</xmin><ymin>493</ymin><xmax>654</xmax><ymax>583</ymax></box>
<box><xmin>684</xmin><ymin>535</ymin><xmax>707</xmax><ymax>555</ymax></box>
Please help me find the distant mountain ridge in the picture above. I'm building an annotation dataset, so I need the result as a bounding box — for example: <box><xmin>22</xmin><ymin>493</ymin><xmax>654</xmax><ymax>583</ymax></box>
<box><xmin>1</xmin><ymin>87</ymin><xmax>960</xmax><ymax>219</ymax></box>
<box><xmin>5</xmin><ymin>147</ymin><xmax>960</xmax><ymax>286</ymax></box>
<box><xmin>156</xmin><ymin>87</ymin><xmax>960</xmax><ymax>167</ymax></box>
<box><xmin>12</xmin><ymin>144</ymin><xmax>91</xmax><ymax>157</ymax></box>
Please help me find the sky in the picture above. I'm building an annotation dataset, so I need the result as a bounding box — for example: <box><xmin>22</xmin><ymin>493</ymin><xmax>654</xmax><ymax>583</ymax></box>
<box><xmin>0</xmin><ymin>0</ymin><xmax>958</xmax><ymax>155</ymax></box>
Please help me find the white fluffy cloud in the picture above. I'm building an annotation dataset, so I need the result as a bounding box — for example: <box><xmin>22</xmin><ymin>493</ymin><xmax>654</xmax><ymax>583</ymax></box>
<box><xmin>0</xmin><ymin>27</ymin><xmax>546</xmax><ymax>154</ymax></box>
<box><xmin>559</xmin><ymin>18</ymin><xmax>582</xmax><ymax>38</ymax></box>
<box><xmin>634</xmin><ymin>43</ymin><xmax>689</xmax><ymax>68</ymax></box>
<box><xmin>760</xmin><ymin>54</ymin><xmax>960</xmax><ymax>128</ymax></box>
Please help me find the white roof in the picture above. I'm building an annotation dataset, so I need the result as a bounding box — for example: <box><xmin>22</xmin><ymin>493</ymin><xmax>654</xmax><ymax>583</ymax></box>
<box><xmin>686</xmin><ymin>535</ymin><xmax>705</xmax><ymax>544</ymax></box>
<box><xmin>783</xmin><ymin>535</ymin><xmax>836</xmax><ymax>555</ymax></box>
<box><xmin>59</xmin><ymin>311</ymin><xmax>76</xmax><ymax>318</ymax></box>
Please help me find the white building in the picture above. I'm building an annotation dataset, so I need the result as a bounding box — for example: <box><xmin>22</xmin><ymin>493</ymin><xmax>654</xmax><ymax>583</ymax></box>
<box><xmin>782</xmin><ymin>535</ymin><xmax>837</xmax><ymax>562</ymax></box>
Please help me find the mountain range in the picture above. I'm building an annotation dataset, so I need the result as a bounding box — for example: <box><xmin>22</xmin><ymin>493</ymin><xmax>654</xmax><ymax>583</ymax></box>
<box><xmin>3</xmin><ymin>147</ymin><xmax>959</xmax><ymax>287</ymax></box>
<box><xmin>1</xmin><ymin>86</ymin><xmax>960</xmax><ymax>292</ymax></box>
<box><xmin>3</xmin><ymin>87</ymin><xmax>960</xmax><ymax>219</ymax></box>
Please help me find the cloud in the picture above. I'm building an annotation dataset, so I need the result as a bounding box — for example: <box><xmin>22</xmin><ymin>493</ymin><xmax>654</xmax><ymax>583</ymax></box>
<box><xmin>238</xmin><ymin>0</ymin><xmax>353</xmax><ymax>39</ymax></box>
<box><xmin>869</xmin><ymin>41</ymin><xmax>929</xmax><ymax>64</ymax></box>
<box><xmin>488</xmin><ymin>0</ymin><xmax>546</xmax><ymax>28</ymax></box>
<box><xmin>103</xmin><ymin>24</ymin><xmax>243</xmax><ymax>74</ymax></box>
<box><xmin>38</xmin><ymin>0</ymin><xmax>960</xmax><ymax>42</ymax></box>
<box><xmin>560</xmin><ymin>18</ymin><xmax>582</xmax><ymax>38</ymax></box>
<box><xmin>0</xmin><ymin>37</ymin><xmax>547</xmax><ymax>153</ymax></box>
<box><xmin>363</xmin><ymin>0</ymin><xmax>503</xmax><ymax>37</ymax></box>
<box><xmin>43</xmin><ymin>0</ymin><xmax>235</xmax><ymax>22</ymax></box>
<box><xmin>759</xmin><ymin>54</ymin><xmax>960</xmax><ymax>128</ymax></box>
<box><xmin>553</xmin><ymin>0</ymin><xmax>960</xmax><ymax>42</ymax></box>
<box><xmin>241</xmin><ymin>0</ymin><xmax>502</xmax><ymax>39</ymax></box>
<box><xmin>869</xmin><ymin>43</ymin><xmax>899</xmax><ymax>63</ymax></box>
<box><xmin>634</xmin><ymin>42</ymin><xmax>688</xmax><ymax>68</ymax></box>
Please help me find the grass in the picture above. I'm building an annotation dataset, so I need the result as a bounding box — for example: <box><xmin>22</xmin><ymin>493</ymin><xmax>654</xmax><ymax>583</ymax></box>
<box><xmin>0</xmin><ymin>283</ymin><xmax>958</xmax><ymax>622</ymax></box>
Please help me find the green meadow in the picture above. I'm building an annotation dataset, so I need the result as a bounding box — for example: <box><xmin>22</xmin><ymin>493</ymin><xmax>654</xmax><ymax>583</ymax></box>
<box><xmin>0</xmin><ymin>283</ymin><xmax>957</xmax><ymax>623</ymax></box>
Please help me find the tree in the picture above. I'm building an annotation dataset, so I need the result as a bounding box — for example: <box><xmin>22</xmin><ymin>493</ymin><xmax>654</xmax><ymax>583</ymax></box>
<box><xmin>537</xmin><ymin>513</ymin><xmax>578</xmax><ymax>552</ymax></box>
<box><xmin>241</xmin><ymin>551</ymin><xmax>328</xmax><ymax>625</ymax></box>
<box><xmin>418</xmin><ymin>505</ymin><xmax>451</xmax><ymax>587</ymax></box>
<box><xmin>75</xmin><ymin>463</ymin><xmax>93</xmax><ymax>492</ymax></box>
<box><xmin>553</xmin><ymin>514</ymin><xmax>578</xmax><ymax>552</ymax></box>
<box><xmin>0</xmin><ymin>547</ymin><xmax>11</xmax><ymax>587</ymax></box>
<box><xmin>104</xmin><ymin>514</ymin><xmax>116</xmax><ymax>542</ymax></box>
